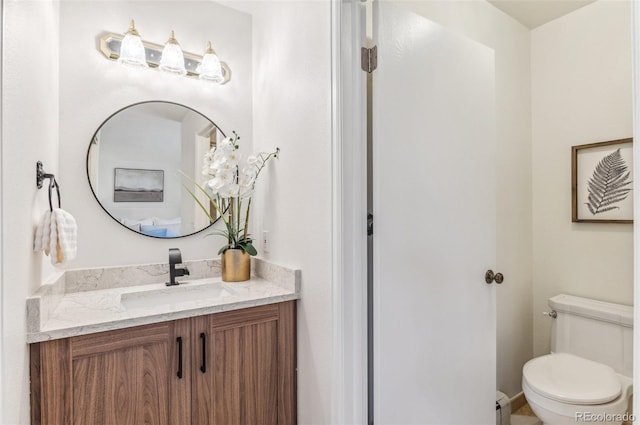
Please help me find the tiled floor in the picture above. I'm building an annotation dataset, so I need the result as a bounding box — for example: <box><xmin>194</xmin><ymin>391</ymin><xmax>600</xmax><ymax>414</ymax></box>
<box><xmin>511</xmin><ymin>402</ymin><xmax>542</xmax><ymax>425</ymax></box>
<box><xmin>510</xmin><ymin>402</ymin><xmax>541</xmax><ymax>425</ymax></box>
<box><xmin>513</xmin><ymin>403</ymin><xmax>536</xmax><ymax>417</ymax></box>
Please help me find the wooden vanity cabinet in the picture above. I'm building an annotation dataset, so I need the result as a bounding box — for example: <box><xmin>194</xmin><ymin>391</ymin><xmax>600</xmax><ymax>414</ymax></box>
<box><xmin>191</xmin><ymin>302</ymin><xmax>297</xmax><ymax>425</ymax></box>
<box><xmin>30</xmin><ymin>301</ymin><xmax>296</xmax><ymax>425</ymax></box>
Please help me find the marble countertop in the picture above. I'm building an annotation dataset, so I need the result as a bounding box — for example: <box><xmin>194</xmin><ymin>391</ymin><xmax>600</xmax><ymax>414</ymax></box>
<box><xmin>27</xmin><ymin>258</ymin><xmax>300</xmax><ymax>343</ymax></box>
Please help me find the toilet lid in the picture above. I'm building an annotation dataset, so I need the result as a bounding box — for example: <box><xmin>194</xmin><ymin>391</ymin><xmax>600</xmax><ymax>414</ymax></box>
<box><xmin>523</xmin><ymin>353</ymin><xmax>621</xmax><ymax>405</ymax></box>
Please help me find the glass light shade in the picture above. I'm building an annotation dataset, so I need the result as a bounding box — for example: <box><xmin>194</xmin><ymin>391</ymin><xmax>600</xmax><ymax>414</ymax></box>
<box><xmin>198</xmin><ymin>42</ymin><xmax>224</xmax><ymax>83</ymax></box>
<box><xmin>117</xmin><ymin>20</ymin><xmax>148</xmax><ymax>68</ymax></box>
<box><xmin>159</xmin><ymin>31</ymin><xmax>187</xmax><ymax>76</ymax></box>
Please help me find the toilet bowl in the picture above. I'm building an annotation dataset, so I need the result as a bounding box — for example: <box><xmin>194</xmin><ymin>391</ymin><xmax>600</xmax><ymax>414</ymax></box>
<box><xmin>523</xmin><ymin>353</ymin><xmax>632</xmax><ymax>425</ymax></box>
<box><xmin>522</xmin><ymin>295</ymin><xmax>634</xmax><ymax>425</ymax></box>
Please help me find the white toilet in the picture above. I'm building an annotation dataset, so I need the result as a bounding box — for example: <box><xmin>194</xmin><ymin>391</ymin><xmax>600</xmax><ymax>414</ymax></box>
<box><xmin>522</xmin><ymin>294</ymin><xmax>633</xmax><ymax>425</ymax></box>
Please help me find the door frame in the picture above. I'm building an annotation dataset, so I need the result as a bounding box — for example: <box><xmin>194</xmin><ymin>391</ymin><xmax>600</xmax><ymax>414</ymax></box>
<box><xmin>0</xmin><ymin>0</ymin><xmax>5</xmax><ymax>419</ymax></box>
<box><xmin>330</xmin><ymin>0</ymin><xmax>368</xmax><ymax>424</ymax></box>
<box><xmin>334</xmin><ymin>0</ymin><xmax>640</xmax><ymax>423</ymax></box>
<box><xmin>632</xmin><ymin>0</ymin><xmax>640</xmax><ymax>416</ymax></box>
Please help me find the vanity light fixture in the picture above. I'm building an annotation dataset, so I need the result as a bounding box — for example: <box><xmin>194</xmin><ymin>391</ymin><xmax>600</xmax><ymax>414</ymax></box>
<box><xmin>117</xmin><ymin>20</ymin><xmax>148</xmax><ymax>68</ymax></box>
<box><xmin>99</xmin><ymin>21</ymin><xmax>231</xmax><ymax>84</ymax></box>
<box><xmin>159</xmin><ymin>31</ymin><xmax>187</xmax><ymax>76</ymax></box>
<box><xmin>197</xmin><ymin>41</ymin><xmax>224</xmax><ymax>83</ymax></box>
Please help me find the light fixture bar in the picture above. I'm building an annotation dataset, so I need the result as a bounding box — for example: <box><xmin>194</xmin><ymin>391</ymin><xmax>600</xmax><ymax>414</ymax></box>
<box><xmin>99</xmin><ymin>32</ymin><xmax>231</xmax><ymax>84</ymax></box>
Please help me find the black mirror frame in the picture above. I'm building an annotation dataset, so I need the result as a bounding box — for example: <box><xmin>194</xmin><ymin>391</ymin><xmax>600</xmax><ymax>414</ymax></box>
<box><xmin>86</xmin><ymin>100</ymin><xmax>225</xmax><ymax>239</ymax></box>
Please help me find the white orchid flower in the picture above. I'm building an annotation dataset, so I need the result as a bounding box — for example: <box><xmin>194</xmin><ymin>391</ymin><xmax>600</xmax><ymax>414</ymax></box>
<box><xmin>241</xmin><ymin>168</ymin><xmax>256</xmax><ymax>184</ymax></box>
<box><xmin>212</xmin><ymin>150</ymin><xmax>228</xmax><ymax>163</ymax></box>
<box><xmin>247</xmin><ymin>155</ymin><xmax>258</xmax><ymax>165</ymax></box>
<box><xmin>207</xmin><ymin>170</ymin><xmax>233</xmax><ymax>190</ymax></box>
<box><xmin>239</xmin><ymin>181</ymin><xmax>254</xmax><ymax>200</ymax></box>
<box><xmin>219</xmin><ymin>183</ymin><xmax>240</xmax><ymax>199</ymax></box>
<box><xmin>206</xmin><ymin>178</ymin><xmax>222</xmax><ymax>191</ymax></box>
<box><xmin>204</xmin><ymin>147</ymin><xmax>216</xmax><ymax>161</ymax></box>
<box><xmin>216</xmin><ymin>170</ymin><xmax>234</xmax><ymax>184</ymax></box>
<box><xmin>207</xmin><ymin>163</ymin><xmax>220</xmax><ymax>175</ymax></box>
<box><xmin>227</xmin><ymin>150</ymin><xmax>241</xmax><ymax>165</ymax></box>
<box><xmin>217</xmin><ymin>161</ymin><xmax>235</xmax><ymax>173</ymax></box>
<box><xmin>183</xmin><ymin>130</ymin><xmax>279</xmax><ymax>259</ymax></box>
<box><xmin>218</xmin><ymin>137</ymin><xmax>235</xmax><ymax>152</ymax></box>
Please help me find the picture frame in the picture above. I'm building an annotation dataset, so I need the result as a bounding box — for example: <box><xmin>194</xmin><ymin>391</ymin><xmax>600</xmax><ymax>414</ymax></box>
<box><xmin>571</xmin><ymin>138</ymin><xmax>633</xmax><ymax>223</ymax></box>
<box><xmin>114</xmin><ymin>168</ymin><xmax>164</xmax><ymax>202</ymax></box>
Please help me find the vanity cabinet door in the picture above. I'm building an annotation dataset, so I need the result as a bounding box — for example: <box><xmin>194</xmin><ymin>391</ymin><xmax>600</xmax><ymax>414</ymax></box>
<box><xmin>191</xmin><ymin>301</ymin><xmax>297</xmax><ymax>425</ymax></box>
<box><xmin>30</xmin><ymin>320</ymin><xmax>191</xmax><ymax>425</ymax></box>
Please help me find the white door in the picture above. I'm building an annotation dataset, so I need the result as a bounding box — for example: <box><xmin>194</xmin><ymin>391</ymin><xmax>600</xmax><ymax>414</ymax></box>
<box><xmin>372</xmin><ymin>2</ymin><xmax>496</xmax><ymax>424</ymax></box>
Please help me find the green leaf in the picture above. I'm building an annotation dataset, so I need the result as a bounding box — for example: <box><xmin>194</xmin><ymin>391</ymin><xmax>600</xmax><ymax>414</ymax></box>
<box><xmin>181</xmin><ymin>183</ymin><xmax>214</xmax><ymax>222</ymax></box>
<box><xmin>178</xmin><ymin>171</ymin><xmax>227</xmax><ymax>221</ymax></box>
<box><xmin>205</xmin><ymin>230</ymin><xmax>231</xmax><ymax>239</ymax></box>
<box><xmin>218</xmin><ymin>244</ymin><xmax>231</xmax><ymax>255</ymax></box>
<box><xmin>243</xmin><ymin>242</ymin><xmax>258</xmax><ymax>256</ymax></box>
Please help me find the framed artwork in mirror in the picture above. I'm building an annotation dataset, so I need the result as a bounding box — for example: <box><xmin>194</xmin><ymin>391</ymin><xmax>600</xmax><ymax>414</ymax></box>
<box><xmin>571</xmin><ymin>138</ymin><xmax>633</xmax><ymax>223</ymax></box>
<box><xmin>114</xmin><ymin>168</ymin><xmax>164</xmax><ymax>202</ymax></box>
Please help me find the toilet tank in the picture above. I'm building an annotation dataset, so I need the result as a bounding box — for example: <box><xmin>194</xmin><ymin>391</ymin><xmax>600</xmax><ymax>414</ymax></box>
<box><xmin>549</xmin><ymin>294</ymin><xmax>633</xmax><ymax>377</ymax></box>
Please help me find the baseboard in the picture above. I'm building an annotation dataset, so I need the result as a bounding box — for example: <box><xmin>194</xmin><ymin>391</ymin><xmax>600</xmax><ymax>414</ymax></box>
<box><xmin>510</xmin><ymin>392</ymin><xmax>526</xmax><ymax>413</ymax></box>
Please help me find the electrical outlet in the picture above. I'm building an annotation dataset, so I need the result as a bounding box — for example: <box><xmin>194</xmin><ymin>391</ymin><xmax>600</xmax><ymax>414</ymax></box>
<box><xmin>262</xmin><ymin>230</ymin><xmax>270</xmax><ymax>254</ymax></box>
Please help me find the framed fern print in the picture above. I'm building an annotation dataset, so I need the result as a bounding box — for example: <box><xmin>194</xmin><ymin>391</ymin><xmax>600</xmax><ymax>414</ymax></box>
<box><xmin>572</xmin><ymin>138</ymin><xmax>633</xmax><ymax>223</ymax></box>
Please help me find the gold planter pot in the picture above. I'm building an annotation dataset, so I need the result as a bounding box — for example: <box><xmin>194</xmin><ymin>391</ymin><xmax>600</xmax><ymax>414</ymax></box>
<box><xmin>221</xmin><ymin>249</ymin><xmax>251</xmax><ymax>282</ymax></box>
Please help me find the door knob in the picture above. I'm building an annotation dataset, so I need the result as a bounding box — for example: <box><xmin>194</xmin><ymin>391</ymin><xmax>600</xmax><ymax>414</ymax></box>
<box><xmin>485</xmin><ymin>270</ymin><xmax>504</xmax><ymax>284</ymax></box>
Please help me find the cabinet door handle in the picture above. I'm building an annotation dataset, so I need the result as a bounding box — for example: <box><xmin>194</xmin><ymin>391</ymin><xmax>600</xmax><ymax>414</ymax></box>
<box><xmin>200</xmin><ymin>332</ymin><xmax>207</xmax><ymax>373</ymax></box>
<box><xmin>176</xmin><ymin>336</ymin><xmax>183</xmax><ymax>379</ymax></box>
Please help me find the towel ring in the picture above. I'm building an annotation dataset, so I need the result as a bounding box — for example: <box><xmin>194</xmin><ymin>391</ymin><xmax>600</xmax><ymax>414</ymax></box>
<box><xmin>48</xmin><ymin>178</ymin><xmax>61</xmax><ymax>211</ymax></box>
<box><xmin>36</xmin><ymin>161</ymin><xmax>61</xmax><ymax>211</ymax></box>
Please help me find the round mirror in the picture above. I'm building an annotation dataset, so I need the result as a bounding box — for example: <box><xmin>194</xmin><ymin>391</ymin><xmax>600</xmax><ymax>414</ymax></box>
<box><xmin>87</xmin><ymin>101</ymin><xmax>224</xmax><ymax>238</ymax></box>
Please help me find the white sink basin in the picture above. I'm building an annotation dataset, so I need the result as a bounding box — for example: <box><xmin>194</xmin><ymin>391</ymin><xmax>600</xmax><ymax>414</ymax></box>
<box><xmin>121</xmin><ymin>279</ymin><xmax>235</xmax><ymax>310</ymax></box>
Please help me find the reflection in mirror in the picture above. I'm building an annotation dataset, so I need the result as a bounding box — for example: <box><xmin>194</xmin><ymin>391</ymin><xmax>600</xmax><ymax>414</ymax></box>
<box><xmin>87</xmin><ymin>101</ymin><xmax>224</xmax><ymax>238</ymax></box>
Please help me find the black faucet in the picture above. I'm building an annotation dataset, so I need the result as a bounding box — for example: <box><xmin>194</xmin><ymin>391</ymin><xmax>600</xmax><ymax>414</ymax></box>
<box><xmin>167</xmin><ymin>248</ymin><xmax>190</xmax><ymax>286</ymax></box>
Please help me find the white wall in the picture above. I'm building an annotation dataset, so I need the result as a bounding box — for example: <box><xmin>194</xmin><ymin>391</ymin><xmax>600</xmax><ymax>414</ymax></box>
<box><xmin>1</xmin><ymin>1</ymin><xmax>60</xmax><ymax>423</ymax></box>
<box><xmin>247</xmin><ymin>3</ymin><xmax>333</xmax><ymax>423</ymax></box>
<box><xmin>531</xmin><ymin>0</ymin><xmax>633</xmax><ymax>357</ymax></box>
<box><xmin>0</xmin><ymin>0</ymin><xmax>4</xmax><ymax>417</ymax></box>
<box><xmin>97</xmin><ymin>109</ymin><xmax>182</xmax><ymax>223</ymax></box>
<box><xmin>58</xmin><ymin>0</ymin><xmax>253</xmax><ymax>268</ymax></box>
<box><xmin>387</xmin><ymin>0</ymin><xmax>533</xmax><ymax>397</ymax></box>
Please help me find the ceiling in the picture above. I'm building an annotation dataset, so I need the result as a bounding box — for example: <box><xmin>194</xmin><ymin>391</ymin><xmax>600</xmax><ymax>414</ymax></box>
<box><xmin>487</xmin><ymin>0</ymin><xmax>597</xmax><ymax>29</ymax></box>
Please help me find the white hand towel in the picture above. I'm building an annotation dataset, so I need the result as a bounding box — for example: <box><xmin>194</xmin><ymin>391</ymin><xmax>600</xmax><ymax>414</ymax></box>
<box><xmin>34</xmin><ymin>208</ymin><xmax>77</xmax><ymax>265</ymax></box>
<box><xmin>34</xmin><ymin>211</ymin><xmax>52</xmax><ymax>254</ymax></box>
<box><xmin>51</xmin><ymin>208</ymin><xmax>77</xmax><ymax>264</ymax></box>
